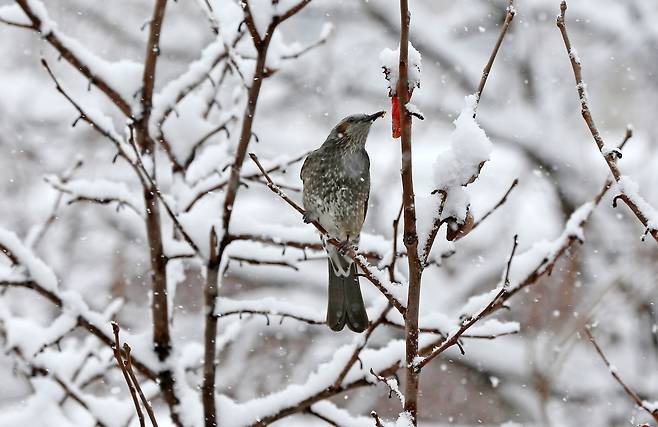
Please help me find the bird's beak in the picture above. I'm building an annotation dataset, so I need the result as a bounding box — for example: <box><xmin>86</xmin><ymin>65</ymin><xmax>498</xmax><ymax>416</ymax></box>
<box><xmin>366</xmin><ymin>111</ymin><xmax>386</xmax><ymax>122</ymax></box>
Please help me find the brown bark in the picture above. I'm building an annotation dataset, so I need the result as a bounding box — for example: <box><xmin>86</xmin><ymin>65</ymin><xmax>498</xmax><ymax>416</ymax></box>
<box><xmin>396</xmin><ymin>0</ymin><xmax>423</xmax><ymax>423</ymax></box>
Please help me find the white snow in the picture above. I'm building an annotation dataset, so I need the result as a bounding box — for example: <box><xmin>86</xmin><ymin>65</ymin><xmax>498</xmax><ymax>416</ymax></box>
<box><xmin>433</xmin><ymin>95</ymin><xmax>493</xmax><ymax>190</ymax></box>
<box><xmin>309</xmin><ymin>401</ymin><xmax>372</xmax><ymax>427</ymax></box>
<box><xmin>45</xmin><ymin>176</ymin><xmax>144</xmax><ymax>216</ymax></box>
<box><xmin>0</xmin><ymin>4</ymin><xmax>31</xmax><ymax>26</ymax></box>
<box><xmin>150</xmin><ymin>36</ymin><xmax>227</xmax><ymax>138</ymax></box>
<box><xmin>617</xmin><ymin>176</ymin><xmax>658</xmax><ymax>231</ymax></box>
<box><xmin>18</xmin><ymin>0</ymin><xmax>142</xmax><ymax>104</ymax></box>
<box><xmin>379</xmin><ymin>42</ymin><xmax>422</xmax><ymax>94</ymax></box>
<box><xmin>0</xmin><ymin>228</ymin><xmax>59</xmax><ymax>291</ymax></box>
<box><xmin>507</xmin><ymin>201</ymin><xmax>594</xmax><ymax>290</ymax></box>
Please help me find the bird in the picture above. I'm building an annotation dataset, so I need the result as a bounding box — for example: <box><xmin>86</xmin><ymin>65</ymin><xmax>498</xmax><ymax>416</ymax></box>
<box><xmin>300</xmin><ymin>111</ymin><xmax>385</xmax><ymax>332</ymax></box>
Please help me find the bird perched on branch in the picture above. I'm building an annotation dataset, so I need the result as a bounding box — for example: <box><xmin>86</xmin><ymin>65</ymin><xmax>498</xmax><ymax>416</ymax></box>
<box><xmin>301</xmin><ymin>111</ymin><xmax>385</xmax><ymax>332</ymax></box>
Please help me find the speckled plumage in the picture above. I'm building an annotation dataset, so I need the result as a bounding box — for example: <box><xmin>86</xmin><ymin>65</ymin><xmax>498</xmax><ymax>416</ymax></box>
<box><xmin>301</xmin><ymin>112</ymin><xmax>383</xmax><ymax>332</ymax></box>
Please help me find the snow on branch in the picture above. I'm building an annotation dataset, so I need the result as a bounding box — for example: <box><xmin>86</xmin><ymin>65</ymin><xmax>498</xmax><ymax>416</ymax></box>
<box><xmin>183</xmin><ymin>150</ymin><xmax>308</xmax><ymax>212</ymax></box>
<box><xmin>279</xmin><ymin>22</ymin><xmax>334</xmax><ymax>60</ymax></box>
<box><xmin>0</xmin><ymin>227</ymin><xmax>58</xmax><ymax>292</ymax></box>
<box><xmin>0</xmin><ymin>4</ymin><xmax>31</xmax><ymax>28</ymax></box>
<box><xmin>45</xmin><ymin>176</ymin><xmax>145</xmax><ymax>217</ymax></box>
<box><xmin>308</xmin><ymin>401</ymin><xmax>372</xmax><ymax>427</ymax></box>
<box><xmin>0</xmin><ymin>245</ymin><xmax>158</xmax><ymax>384</ymax></box>
<box><xmin>415</xmin><ymin>235</ymin><xmax>518</xmax><ymax>370</ymax></box>
<box><xmin>557</xmin><ymin>1</ymin><xmax>658</xmax><ymax>243</ymax></box>
<box><xmin>418</xmin><ymin>95</ymin><xmax>493</xmax><ymax>261</ymax></box>
<box><xmin>13</xmin><ymin>0</ymin><xmax>139</xmax><ymax>116</ymax></box>
<box><xmin>150</xmin><ymin>36</ymin><xmax>230</xmax><ymax>165</ymax></box>
<box><xmin>380</xmin><ymin>43</ymin><xmax>421</xmax><ymax>96</ymax></box>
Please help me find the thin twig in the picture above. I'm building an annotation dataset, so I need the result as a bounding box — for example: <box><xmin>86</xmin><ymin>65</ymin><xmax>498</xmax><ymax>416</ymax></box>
<box><xmin>584</xmin><ymin>327</ymin><xmax>658</xmax><ymax>423</ymax></box>
<box><xmin>217</xmin><ymin>309</ymin><xmax>323</xmax><ymax>326</ymax></box>
<box><xmin>474</xmin><ymin>0</ymin><xmax>516</xmax><ymax>114</ymax></box>
<box><xmin>371</xmin><ymin>411</ymin><xmax>385</xmax><ymax>427</ymax></box>
<box><xmin>333</xmin><ymin>306</ymin><xmax>392</xmax><ymax>390</ymax></box>
<box><xmin>388</xmin><ymin>201</ymin><xmax>404</xmax><ymax>283</ymax></box>
<box><xmin>124</xmin><ymin>343</ymin><xmax>160</xmax><ymax>427</ymax></box>
<box><xmin>111</xmin><ymin>322</ymin><xmax>145</xmax><ymax>427</ymax></box>
<box><xmin>468</xmin><ymin>178</ymin><xmax>519</xmax><ymax>234</ymax></box>
<box><xmin>416</xmin><ymin>235</ymin><xmax>518</xmax><ymax>370</ymax></box>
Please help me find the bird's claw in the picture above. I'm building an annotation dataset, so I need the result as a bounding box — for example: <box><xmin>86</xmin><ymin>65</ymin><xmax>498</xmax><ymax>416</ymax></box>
<box><xmin>302</xmin><ymin>211</ymin><xmax>316</xmax><ymax>224</ymax></box>
<box><xmin>337</xmin><ymin>239</ymin><xmax>354</xmax><ymax>255</ymax></box>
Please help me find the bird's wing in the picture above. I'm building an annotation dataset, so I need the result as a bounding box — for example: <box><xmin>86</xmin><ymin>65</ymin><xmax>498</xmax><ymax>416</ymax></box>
<box><xmin>300</xmin><ymin>155</ymin><xmax>310</xmax><ymax>181</ymax></box>
<box><xmin>362</xmin><ymin>152</ymin><xmax>371</xmax><ymax>223</ymax></box>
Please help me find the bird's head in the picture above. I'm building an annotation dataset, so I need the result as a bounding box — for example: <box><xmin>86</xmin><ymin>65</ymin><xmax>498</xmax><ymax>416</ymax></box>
<box><xmin>326</xmin><ymin>111</ymin><xmax>386</xmax><ymax>147</ymax></box>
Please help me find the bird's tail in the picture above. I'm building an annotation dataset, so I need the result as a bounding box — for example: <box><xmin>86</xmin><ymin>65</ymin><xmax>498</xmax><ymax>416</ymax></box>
<box><xmin>326</xmin><ymin>260</ymin><xmax>368</xmax><ymax>332</ymax></box>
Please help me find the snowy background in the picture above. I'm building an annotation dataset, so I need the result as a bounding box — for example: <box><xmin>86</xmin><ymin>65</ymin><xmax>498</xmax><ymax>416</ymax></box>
<box><xmin>1</xmin><ymin>0</ymin><xmax>657</xmax><ymax>426</ymax></box>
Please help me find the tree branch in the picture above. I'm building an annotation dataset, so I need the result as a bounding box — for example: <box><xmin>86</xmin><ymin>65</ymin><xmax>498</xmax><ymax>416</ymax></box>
<box><xmin>14</xmin><ymin>0</ymin><xmax>132</xmax><ymax>116</ymax></box>
<box><xmin>466</xmin><ymin>178</ymin><xmax>519</xmax><ymax>235</ymax></box>
<box><xmin>415</xmin><ymin>235</ymin><xmax>518</xmax><ymax>370</ymax></box>
<box><xmin>474</xmin><ymin>1</ymin><xmax>516</xmax><ymax>110</ymax></box>
<box><xmin>111</xmin><ymin>322</ymin><xmax>146</xmax><ymax>427</ymax></box>
<box><xmin>556</xmin><ymin>1</ymin><xmax>658</xmax><ymax>243</ymax></box>
<box><xmin>584</xmin><ymin>327</ymin><xmax>658</xmax><ymax>423</ymax></box>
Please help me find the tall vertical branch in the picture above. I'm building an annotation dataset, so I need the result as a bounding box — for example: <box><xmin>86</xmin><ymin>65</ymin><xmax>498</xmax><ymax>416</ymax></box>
<box><xmin>131</xmin><ymin>1</ymin><xmax>183</xmax><ymax>426</ymax></box>
<box><xmin>203</xmin><ymin>228</ymin><xmax>220</xmax><ymax>427</ymax></box>
<box><xmin>396</xmin><ymin>0</ymin><xmax>423</xmax><ymax>423</ymax></box>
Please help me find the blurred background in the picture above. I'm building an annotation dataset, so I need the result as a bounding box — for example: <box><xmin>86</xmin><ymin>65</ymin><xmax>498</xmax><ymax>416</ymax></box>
<box><xmin>0</xmin><ymin>0</ymin><xmax>657</xmax><ymax>426</ymax></box>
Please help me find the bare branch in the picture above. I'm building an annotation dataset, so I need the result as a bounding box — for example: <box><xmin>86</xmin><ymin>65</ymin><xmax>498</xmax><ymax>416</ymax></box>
<box><xmin>227</xmin><ymin>255</ymin><xmax>299</xmax><ymax>271</ymax></box>
<box><xmin>217</xmin><ymin>309</ymin><xmax>323</xmax><ymax>326</ymax></box>
<box><xmin>584</xmin><ymin>327</ymin><xmax>658</xmax><ymax>423</ymax></box>
<box><xmin>240</xmin><ymin>0</ymin><xmax>262</xmax><ymax>47</ymax></box>
<box><xmin>474</xmin><ymin>1</ymin><xmax>516</xmax><ymax>112</ymax></box>
<box><xmin>392</xmin><ymin>0</ymin><xmax>425</xmax><ymax>418</ymax></box>
<box><xmin>184</xmin><ymin>150</ymin><xmax>308</xmax><ymax>212</ymax></box>
<box><xmin>203</xmin><ymin>227</ymin><xmax>220</xmax><ymax>427</ymax></box>
<box><xmin>29</xmin><ymin>158</ymin><xmax>84</xmax><ymax>248</ymax></box>
<box><xmin>371</xmin><ymin>411</ymin><xmax>385</xmax><ymax>427</ymax></box>
<box><xmin>112</xmin><ymin>322</ymin><xmax>145</xmax><ymax>427</ymax></box>
<box><xmin>333</xmin><ymin>307</ymin><xmax>392</xmax><ymax>390</ymax></box>
<box><xmin>124</xmin><ymin>343</ymin><xmax>160</xmax><ymax>427</ymax></box>
<box><xmin>467</xmin><ymin>178</ymin><xmax>519</xmax><ymax>235</ymax></box>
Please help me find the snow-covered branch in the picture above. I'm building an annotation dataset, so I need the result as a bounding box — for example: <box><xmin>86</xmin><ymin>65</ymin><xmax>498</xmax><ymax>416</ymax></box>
<box><xmin>557</xmin><ymin>1</ymin><xmax>658</xmax><ymax>243</ymax></box>
<box><xmin>12</xmin><ymin>0</ymin><xmax>137</xmax><ymax>116</ymax></box>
